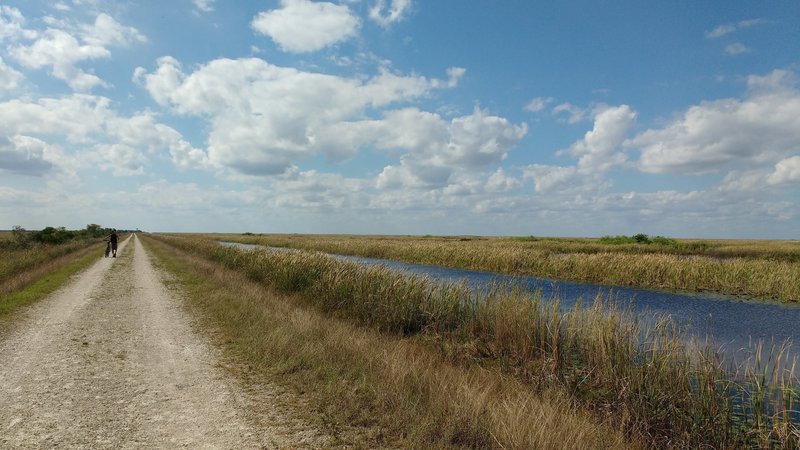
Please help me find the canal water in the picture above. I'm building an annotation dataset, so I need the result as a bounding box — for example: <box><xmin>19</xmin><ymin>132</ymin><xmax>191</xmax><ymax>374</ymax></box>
<box><xmin>223</xmin><ymin>242</ymin><xmax>800</xmax><ymax>367</ymax></box>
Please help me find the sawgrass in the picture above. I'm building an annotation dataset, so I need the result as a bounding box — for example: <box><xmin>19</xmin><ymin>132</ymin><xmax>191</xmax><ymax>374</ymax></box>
<box><xmin>142</xmin><ymin>234</ymin><xmax>633</xmax><ymax>449</ymax></box>
<box><xmin>150</xmin><ymin>234</ymin><xmax>799</xmax><ymax>448</ymax></box>
<box><xmin>212</xmin><ymin>233</ymin><xmax>800</xmax><ymax>302</ymax></box>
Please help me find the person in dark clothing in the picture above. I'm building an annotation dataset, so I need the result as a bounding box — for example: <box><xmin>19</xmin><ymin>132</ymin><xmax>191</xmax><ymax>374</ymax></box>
<box><xmin>109</xmin><ymin>230</ymin><xmax>118</xmax><ymax>257</ymax></box>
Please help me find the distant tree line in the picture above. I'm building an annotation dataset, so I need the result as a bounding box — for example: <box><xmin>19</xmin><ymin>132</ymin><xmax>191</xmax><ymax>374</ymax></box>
<box><xmin>5</xmin><ymin>224</ymin><xmax>131</xmax><ymax>248</ymax></box>
<box><xmin>598</xmin><ymin>234</ymin><xmax>678</xmax><ymax>245</ymax></box>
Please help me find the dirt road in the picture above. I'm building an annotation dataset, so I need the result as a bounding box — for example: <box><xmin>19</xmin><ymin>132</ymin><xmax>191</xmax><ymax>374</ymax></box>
<box><xmin>0</xmin><ymin>235</ymin><xmax>328</xmax><ymax>448</ymax></box>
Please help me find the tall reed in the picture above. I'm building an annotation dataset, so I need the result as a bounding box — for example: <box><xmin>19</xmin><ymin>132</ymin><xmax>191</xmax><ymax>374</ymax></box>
<box><xmin>214</xmin><ymin>233</ymin><xmax>800</xmax><ymax>302</ymax></box>
<box><xmin>152</xmin><ymin>234</ymin><xmax>799</xmax><ymax>448</ymax></box>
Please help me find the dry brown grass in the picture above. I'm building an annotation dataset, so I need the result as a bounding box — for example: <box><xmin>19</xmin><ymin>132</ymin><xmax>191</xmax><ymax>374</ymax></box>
<box><xmin>147</xmin><ymin>234</ymin><xmax>800</xmax><ymax>448</ymax></box>
<box><xmin>142</xmin><ymin>234</ymin><xmax>635</xmax><ymax>449</ymax></box>
<box><xmin>0</xmin><ymin>244</ymin><xmax>99</xmax><ymax>298</ymax></box>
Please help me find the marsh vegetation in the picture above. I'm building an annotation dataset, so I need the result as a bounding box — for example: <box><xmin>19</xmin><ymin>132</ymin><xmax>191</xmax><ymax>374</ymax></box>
<box><xmin>214</xmin><ymin>233</ymin><xmax>800</xmax><ymax>302</ymax></box>
<box><xmin>151</xmin><ymin>233</ymin><xmax>799</xmax><ymax>448</ymax></box>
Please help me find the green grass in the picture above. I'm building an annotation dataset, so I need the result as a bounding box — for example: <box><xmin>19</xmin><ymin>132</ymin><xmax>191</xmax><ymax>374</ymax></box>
<box><xmin>149</xmin><ymin>233</ymin><xmax>799</xmax><ymax>448</ymax></box>
<box><xmin>0</xmin><ymin>245</ymin><xmax>101</xmax><ymax>317</ymax></box>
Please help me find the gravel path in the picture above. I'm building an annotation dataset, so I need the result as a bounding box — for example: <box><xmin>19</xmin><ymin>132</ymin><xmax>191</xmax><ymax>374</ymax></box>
<box><xmin>0</xmin><ymin>235</ymin><xmax>329</xmax><ymax>449</ymax></box>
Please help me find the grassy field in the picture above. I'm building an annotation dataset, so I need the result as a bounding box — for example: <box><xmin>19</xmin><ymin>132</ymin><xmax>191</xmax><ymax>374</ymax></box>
<box><xmin>0</xmin><ymin>227</ymin><xmax>118</xmax><ymax>316</ymax></box>
<box><xmin>0</xmin><ymin>246</ymin><xmax>101</xmax><ymax>317</ymax></box>
<box><xmin>149</xmin><ymin>233</ymin><xmax>799</xmax><ymax>448</ymax></box>
<box><xmin>0</xmin><ymin>241</ymin><xmax>99</xmax><ymax>299</ymax></box>
<box><xmin>208</xmin><ymin>233</ymin><xmax>800</xmax><ymax>302</ymax></box>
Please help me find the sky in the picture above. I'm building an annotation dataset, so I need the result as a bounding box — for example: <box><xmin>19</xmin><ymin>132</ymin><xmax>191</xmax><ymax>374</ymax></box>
<box><xmin>1</xmin><ymin>1</ymin><xmax>799</xmax><ymax>238</ymax></box>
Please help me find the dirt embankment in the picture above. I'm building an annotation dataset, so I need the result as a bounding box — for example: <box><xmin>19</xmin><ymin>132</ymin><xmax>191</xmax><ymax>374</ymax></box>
<box><xmin>0</xmin><ymin>235</ymin><xmax>330</xmax><ymax>448</ymax></box>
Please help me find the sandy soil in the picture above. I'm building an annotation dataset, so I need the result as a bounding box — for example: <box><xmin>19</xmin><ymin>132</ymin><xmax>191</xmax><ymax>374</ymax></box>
<box><xmin>0</xmin><ymin>235</ymin><xmax>331</xmax><ymax>449</ymax></box>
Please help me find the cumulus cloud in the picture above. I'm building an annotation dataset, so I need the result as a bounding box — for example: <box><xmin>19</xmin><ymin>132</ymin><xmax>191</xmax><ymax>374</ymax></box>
<box><xmin>374</xmin><ymin>107</ymin><xmax>527</xmax><ymax>189</ymax></box>
<box><xmin>251</xmin><ymin>0</ymin><xmax>360</xmax><ymax>53</ymax></box>
<box><xmin>517</xmin><ymin>105</ymin><xmax>635</xmax><ymax>197</ymax></box>
<box><xmin>485</xmin><ymin>168</ymin><xmax>522</xmax><ymax>192</ymax></box>
<box><xmin>137</xmin><ymin>56</ymin><xmax>479</xmax><ymax>176</ymax></box>
<box><xmin>0</xmin><ymin>6</ymin><xmax>38</xmax><ymax>42</ymax></box>
<box><xmin>768</xmin><ymin>156</ymin><xmax>800</xmax><ymax>185</ymax></box>
<box><xmin>80</xmin><ymin>13</ymin><xmax>146</xmax><ymax>47</ymax></box>
<box><xmin>8</xmin><ymin>13</ymin><xmax>145</xmax><ymax>91</ymax></box>
<box><xmin>0</xmin><ymin>95</ymin><xmax>110</xmax><ymax>142</ymax></box>
<box><xmin>0</xmin><ymin>94</ymin><xmax>206</xmax><ymax>174</ymax></box>
<box><xmin>522</xmin><ymin>164</ymin><xmax>579</xmax><ymax>193</ymax></box>
<box><xmin>104</xmin><ymin>111</ymin><xmax>208</xmax><ymax>170</ymax></box>
<box><xmin>630</xmin><ymin>70</ymin><xmax>800</xmax><ymax>175</ymax></box>
<box><xmin>90</xmin><ymin>143</ymin><xmax>148</xmax><ymax>176</ymax></box>
<box><xmin>369</xmin><ymin>0</ymin><xmax>412</xmax><ymax>27</ymax></box>
<box><xmin>0</xmin><ymin>56</ymin><xmax>23</xmax><ymax>91</ymax></box>
<box><xmin>560</xmin><ymin>105</ymin><xmax>636</xmax><ymax>173</ymax></box>
<box><xmin>9</xmin><ymin>28</ymin><xmax>109</xmax><ymax>91</ymax></box>
<box><xmin>0</xmin><ymin>135</ymin><xmax>55</xmax><ymax>176</ymax></box>
<box><xmin>271</xmin><ymin>168</ymin><xmax>368</xmax><ymax>210</ymax></box>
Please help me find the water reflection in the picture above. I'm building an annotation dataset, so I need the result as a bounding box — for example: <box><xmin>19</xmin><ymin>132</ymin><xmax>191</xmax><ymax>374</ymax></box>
<box><xmin>222</xmin><ymin>242</ymin><xmax>800</xmax><ymax>369</ymax></box>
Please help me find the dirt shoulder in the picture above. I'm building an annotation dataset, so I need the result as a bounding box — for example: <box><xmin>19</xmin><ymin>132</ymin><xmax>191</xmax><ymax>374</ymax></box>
<box><xmin>0</xmin><ymin>235</ymin><xmax>330</xmax><ymax>448</ymax></box>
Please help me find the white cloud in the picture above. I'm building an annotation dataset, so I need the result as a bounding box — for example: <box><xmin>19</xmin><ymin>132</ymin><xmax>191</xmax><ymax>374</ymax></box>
<box><xmin>0</xmin><ymin>6</ymin><xmax>38</xmax><ymax>42</ymax></box>
<box><xmin>444</xmin><ymin>67</ymin><xmax>466</xmax><ymax>87</ymax></box>
<box><xmin>80</xmin><ymin>13</ymin><xmax>146</xmax><ymax>47</ymax></box>
<box><xmin>271</xmin><ymin>168</ymin><xmax>367</xmax><ymax>210</ymax></box>
<box><xmin>768</xmin><ymin>156</ymin><xmax>800</xmax><ymax>185</ymax></box>
<box><xmin>369</xmin><ymin>0</ymin><xmax>412</xmax><ymax>27</ymax></box>
<box><xmin>374</xmin><ymin>107</ymin><xmax>527</xmax><ymax>189</ymax></box>
<box><xmin>0</xmin><ymin>135</ymin><xmax>55</xmax><ymax>176</ymax></box>
<box><xmin>630</xmin><ymin>70</ymin><xmax>800</xmax><ymax>175</ymax></box>
<box><xmin>552</xmin><ymin>102</ymin><xmax>587</xmax><ymax>123</ymax></box>
<box><xmin>560</xmin><ymin>105</ymin><xmax>636</xmax><ymax>173</ymax></box>
<box><xmin>376</xmin><ymin>160</ymin><xmax>452</xmax><ymax>189</ymax></box>
<box><xmin>251</xmin><ymin>0</ymin><xmax>360</xmax><ymax>53</ymax></box>
<box><xmin>0</xmin><ymin>56</ymin><xmax>24</xmax><ymax>91</ymax></box>
<box><xmin>193</xmin><ymin>0</ymin><xmax>215</xmax><ymax>13</ymax></box>
<box><xmin>724</xmin><ymin>42</ymin><xmax>750</xmax><ymax>56</ymax></box>
<box><xmin>104</xmin><ymin>111</ymin><xmax>209</xmax><ymax>170</ymax></box>
<box><xmin>524</xmin><ymin>96</ymin><xmax>552</xmax><ymax>113</ymax></box>
<box><xmin>9</xmin><ymin>29</ymin><xmax>107</xmax><ymax>91</ymax></box>
<box><xmin>137</xmin><ymin>57</ymin><xmax>478</xmax><ymax>176</ymax></box>
<box><xmin>0</xmin><ymin>94</ymin><xmax>206</xmax><ymax>174</ymax></box>
<box><xmin>7</xmin><ymin>13</ymin><xmax>144</xmax><ymax>91</ymax></box>
<box><xmin>485</xmin><ymin>168</ymin><xmax>521</xmax><ymax>192</ymax></box>
<box><xmin>705</xmin><ymin>18</ymin><xmax>767</xmax><ymax>39</ymax></box>
<box><xmin>90</xmin><ymin>143</ymin><xmax>148</xmax><ymax>176</ymax></box>
<box><xmin>0</xmin><ymin>95</ymin><xmax>110</xmax><ymax>142</ymax></box>
<box><xmin>522</xmin><ymin>164</ymin><xmax>578</xmax><ymax>193</ymax></box>
<box><xmin>442</xmin><ymin>107</ymin><xmax>528</xmax><ymax>167</ymax></box>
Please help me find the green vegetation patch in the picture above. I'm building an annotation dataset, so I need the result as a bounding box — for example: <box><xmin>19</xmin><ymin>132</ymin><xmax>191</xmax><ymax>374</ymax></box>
<box><xmin>598</xmin><ymin>233</ymin><xmax>678</xmax><ymax>245</ymax></box>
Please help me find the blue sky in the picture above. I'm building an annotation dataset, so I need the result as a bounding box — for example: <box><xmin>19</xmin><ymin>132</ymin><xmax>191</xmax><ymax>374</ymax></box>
<box><xmin>1</xmin><ymin>0</ymin><xmax>799</xmax><ymax>238</ymax></box>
